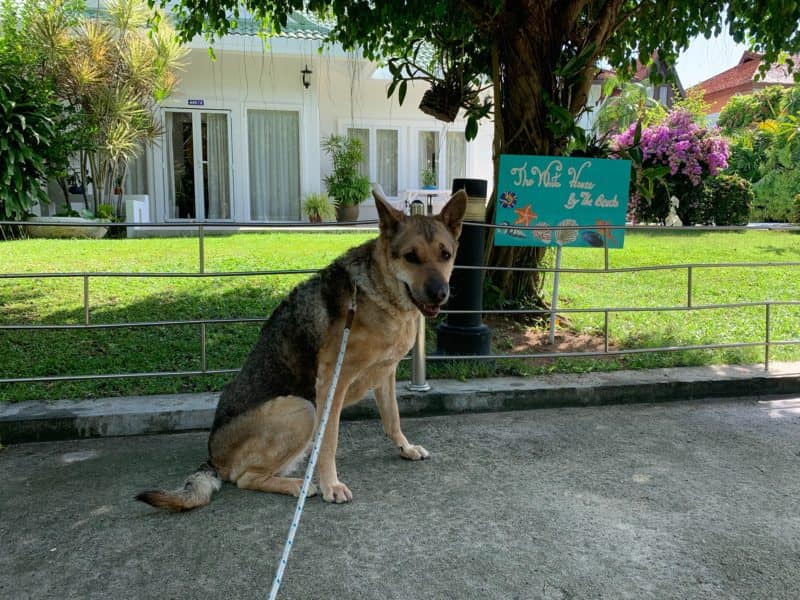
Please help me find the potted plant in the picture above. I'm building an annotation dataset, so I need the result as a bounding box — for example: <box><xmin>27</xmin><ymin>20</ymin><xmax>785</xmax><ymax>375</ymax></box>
<box><xmin>322</xmin><ymin>134</ymin><xmax>371</xmax><ymax>222</ymax></box>
<box><xmin>25</xmin><ymin>203</ymin><xmax>113</xmax><ymax>239</ymax></box>
<box><xmin>421</xmin><ymin>166</ymin><xmax>437</xmax><ymax>189</ymax></box>
<box><xmin>302</xmin><ymin>192</ymin><xmax>336</xmax><ymax>223</ymax></box>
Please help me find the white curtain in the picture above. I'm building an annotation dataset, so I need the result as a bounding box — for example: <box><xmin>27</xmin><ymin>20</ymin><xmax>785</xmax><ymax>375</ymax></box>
<box><xmin>445</xmin><ymin>131</ymin><xmax>467</xmax><ymax>191</ymax></box>
<box><xmin>249</xmin><ymin>110</ymin><xmax>301</xmax><ymax>221</ymax></box>
<box><xmin>205</xmin><ymin>113</ymin><xmax>231</xmax><ymax>219</ymax></box>
<box><xmin>347</xmin><ymin>128</ymin><xmax>370</xmax><ymax>178</ymax></box>
<box><xmin>376</xmin><ymin>129</ymin><xmax>398</xmax><ymax>196</ymax></box>
<box><xmin>124</xmin><ymin>145</ymin><xmax>148</xmax><ymax>195</ymax></box>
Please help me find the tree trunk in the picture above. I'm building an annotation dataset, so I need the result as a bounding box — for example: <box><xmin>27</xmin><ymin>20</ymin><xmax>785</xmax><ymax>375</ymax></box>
<box><xmin>483</xmin><ymin>5</ymin><xmax>559</xmax><ymax>309</ymax></box>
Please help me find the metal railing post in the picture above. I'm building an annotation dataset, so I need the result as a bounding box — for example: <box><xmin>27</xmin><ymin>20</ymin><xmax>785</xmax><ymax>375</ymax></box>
<box><xmin>198</xmin><ymin>224</ymin><xmax>205</xmax><ymax>274</ymax></box>
<box><xmin>200</xmin><ymin>322</ymin><xmax>207</xmax><ymax>372</ymax></box>
<box><xmin>764</xmin><ymin>302</ymin><xmax>771</xmax><ymax>371</ymax></box>
<box><xmin>687</xmin><ymin>266</ymin><xmax>693</xmax><ymax>308</ymax></box>
<box><xmin>408</xmin><ymin>200</ymin><xmax>430</xmax><ymax>392</ymax></box>
<box><xmin>83</xmin><ymin>274</ymin><xmax>90</xmax><ymax>325</ymax></box>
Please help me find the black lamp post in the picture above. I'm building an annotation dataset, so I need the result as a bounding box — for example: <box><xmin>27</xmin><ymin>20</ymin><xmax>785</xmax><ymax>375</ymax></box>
<box><xmin>436</xmin><ymin>178</ymin><xmax>491</xmax><ymax>356</ymax></box>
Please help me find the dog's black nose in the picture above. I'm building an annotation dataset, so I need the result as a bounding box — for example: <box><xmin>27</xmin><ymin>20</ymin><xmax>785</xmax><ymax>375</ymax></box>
<box><xmin>425</xmin><ymin>279</ymin><xmax>449</xmax><ymax>304</ymax></box>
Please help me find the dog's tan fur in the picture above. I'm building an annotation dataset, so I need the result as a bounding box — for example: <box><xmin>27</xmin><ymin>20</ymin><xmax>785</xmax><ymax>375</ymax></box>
<box><xmin>136</xmin><ymin>190</ymin><xmax>466</xmax><ymax>510</ymax></box>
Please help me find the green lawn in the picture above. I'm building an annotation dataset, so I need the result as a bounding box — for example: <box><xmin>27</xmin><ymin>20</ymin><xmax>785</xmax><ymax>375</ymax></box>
<box><xmin>1</xmin><ymin>229</ymin><xmax>798</xmax><ymax>402</ymax></box>
<box><xmin>548</xmin><ymin>229</ymin><xmax>800</xmax><ymax>370</ymax></box>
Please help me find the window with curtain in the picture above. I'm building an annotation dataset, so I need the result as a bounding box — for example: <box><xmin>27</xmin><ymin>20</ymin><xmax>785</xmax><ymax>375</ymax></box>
<box><xmin>124</xmin><ymin>146</ymin><xmax>148</xmax><ymax>195</ymax></box>
<box><xmin>445</xmin><ymin>131</ymin><xmax>467</xmax><ymax>191</ymax></box>
<box><xmin>376</xmin><ymin>129</ymin><xmax>398</xmax><ymax>196</ymax></box>
<box><xmin>248</xmin><ymin>110</ymin><xmax>301</xmax><ymax>221</ymax></box>
<box><xmin>204</xmin><ymin>112</ymin><xmax>231</xmax><ymax>219</ymax></box>
<box><xmin>347</xmin><ymin>128</ymin><xmax>370</xmax><ymax>179</ymax></box>
<box><xmin>418</xmin><ymin>131</ymin><xmax>439</xmax><ymax>186</ymax></box>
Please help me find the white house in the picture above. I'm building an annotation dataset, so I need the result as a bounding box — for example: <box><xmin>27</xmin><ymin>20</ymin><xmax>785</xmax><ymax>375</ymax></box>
<box><xmin>119</xmin><ymin>12</ymin><xmax>493</xmax><ymax>225</ymax></box>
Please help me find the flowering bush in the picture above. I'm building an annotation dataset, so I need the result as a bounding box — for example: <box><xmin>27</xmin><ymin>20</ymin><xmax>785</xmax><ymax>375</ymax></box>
<box><xmin>612</xmin><ymin>109</ymin><xmax>730</xmax><ymax>224</ymax></box>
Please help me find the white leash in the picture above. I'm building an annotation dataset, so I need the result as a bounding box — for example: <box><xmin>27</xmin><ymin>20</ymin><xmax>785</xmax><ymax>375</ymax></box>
<box><xmin>268</xmin><ymin>290</ymin><xmax>357</xmax><ymax>600</ymax></box>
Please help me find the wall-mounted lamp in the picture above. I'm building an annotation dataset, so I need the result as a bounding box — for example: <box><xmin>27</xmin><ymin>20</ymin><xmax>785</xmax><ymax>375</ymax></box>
<box><xmin>301</xmin><ymin>64</ymin><xmax>312</xmax><ymax>89</ymax></box>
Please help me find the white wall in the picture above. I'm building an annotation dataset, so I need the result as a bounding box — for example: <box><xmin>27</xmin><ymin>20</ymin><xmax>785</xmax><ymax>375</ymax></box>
<box><xmin>145</xmin><ymin>39</ymin><xmax>493</xmax><ymax>223</ymax></box>
<box><xmin>317</xmin><ymin>62</ymin><xmax>494</xmax><ymax>220</ymax></box>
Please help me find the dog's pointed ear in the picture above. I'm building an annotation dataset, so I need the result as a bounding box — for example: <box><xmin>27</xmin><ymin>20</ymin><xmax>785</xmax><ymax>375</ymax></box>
<box><xmin>373</xmin><ymin>185</ymin><xmax>404</xmax><ymax>236</ymax></box>
<box><xmin>437</xmin><ymin>190</ymin><xmax>468</xmax><ymax>239</ymax></box>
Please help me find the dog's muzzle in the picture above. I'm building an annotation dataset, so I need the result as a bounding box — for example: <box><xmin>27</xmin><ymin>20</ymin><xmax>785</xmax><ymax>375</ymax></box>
<box><xmin>405</xmin><ymin>282</ymin><xmax>449</xmax><ymax>318</ymax></box>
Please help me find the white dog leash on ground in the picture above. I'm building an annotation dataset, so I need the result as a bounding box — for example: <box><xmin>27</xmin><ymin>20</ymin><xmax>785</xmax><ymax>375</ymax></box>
<box><xmin>268</xmin><ymin>290</ymin><xmax>357</xmax><ymax>600</ymax></box>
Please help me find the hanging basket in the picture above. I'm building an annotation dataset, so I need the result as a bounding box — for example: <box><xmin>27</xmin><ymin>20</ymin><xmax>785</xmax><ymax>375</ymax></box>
<box><xmin>418</xmin><ymin>81</ymin><xmax>463</xmax><ymax>122</ymax></box>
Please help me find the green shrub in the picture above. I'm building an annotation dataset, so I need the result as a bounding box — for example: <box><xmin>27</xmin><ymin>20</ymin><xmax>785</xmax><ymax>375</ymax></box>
<box><xmin>0</xmin><ymin>63</ymin><xmax>59</xmax><ymax>220</ymax></box>
<box><xmin>791</xmin><ymin>194</ymin><xmax>800</xmax><ymax>224</ymax></box>
<box><xmin>781</xmin><ymin>84</ymin><xmax>800</xmax><ymax>115</ymax></box>
<box><xmin>726</xmin><ymin>131</ymin><xmax>769</xmax><ymax>183</ymax></box>
<box><xmin>752</xmin><ymin>167</ymin><xmax>800</xmax><ymax>222</ymax></box>
<box><xmin>718</xmin><ymin>86</ymin><xmax>787</xmax><ymax>134</ymax></box>
<box><xmin>707</xmin><ymin>174</ymin><xmax>753</xmax><ymax>226</ymax></box>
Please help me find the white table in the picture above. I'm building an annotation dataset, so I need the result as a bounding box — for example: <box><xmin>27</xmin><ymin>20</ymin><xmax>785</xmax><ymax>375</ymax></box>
<box><xmin>401</xmin><ymin>189</ymin><xmax>452</xmax><ymax>215</ymax></box>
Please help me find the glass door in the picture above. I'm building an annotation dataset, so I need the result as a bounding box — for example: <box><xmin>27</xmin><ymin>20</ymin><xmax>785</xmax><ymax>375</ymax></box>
<box><xmin>165</xmin><ymin>110</ymin><xmax>232</xmax><ymax>220</ymax></box>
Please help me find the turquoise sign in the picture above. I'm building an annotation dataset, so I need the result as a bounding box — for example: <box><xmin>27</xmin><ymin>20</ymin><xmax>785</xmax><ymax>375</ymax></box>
<box><xmin>494</xmin><ymin>154</ymin><xmax>631</xmax><ymax>248</ymax></box>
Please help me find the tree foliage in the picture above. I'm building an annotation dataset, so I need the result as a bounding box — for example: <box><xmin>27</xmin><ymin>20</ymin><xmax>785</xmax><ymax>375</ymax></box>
<box><xmin>31</xmin><ymin>0</ymin><xmax>187</xmax><ymax>216</ymax></box>
<box><xmin>718</xmin><ymin>85</ymin><xmax>788</xmax><ymax>134</ymax></box>
<box><xmin>157</xmin><ymin>0</ymin><xmax>800</xmax><ymax>304</ymax></box>
<box><xmin>0</xmin><ymin>0</ymin><xmax>82</xmax><ymax>225</ymax></box>
<box><xmin>722</xmin><ymin>83</ymin><xmax>800</xmax><ymax>222</ymax></box>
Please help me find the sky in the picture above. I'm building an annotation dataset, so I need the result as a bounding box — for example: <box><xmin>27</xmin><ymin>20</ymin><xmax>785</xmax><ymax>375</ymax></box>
<box><xmin>675</xmin><ymin>32</ymin><xmax>750</xmax><ymax>89</ymax></box>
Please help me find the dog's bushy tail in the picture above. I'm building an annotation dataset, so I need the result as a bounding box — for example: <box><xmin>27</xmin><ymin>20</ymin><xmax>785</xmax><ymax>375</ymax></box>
<box><xmin>135</xmin><ymin>462</ymin><xmax>222</xmax><ymax>512</ymax></box>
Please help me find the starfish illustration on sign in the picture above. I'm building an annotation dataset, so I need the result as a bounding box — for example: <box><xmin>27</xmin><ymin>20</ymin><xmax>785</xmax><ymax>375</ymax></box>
<box><xmin>514</xmin><ymin>204</ymin><xmax>537</xmax><ymax>226</ymax></box>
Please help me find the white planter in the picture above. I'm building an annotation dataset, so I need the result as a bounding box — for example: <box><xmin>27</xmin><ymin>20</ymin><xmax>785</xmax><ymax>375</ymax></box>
<box><xmin>24</xmin><ymin>216</ymin><xmax>109</xmax><ymax>239</ymax></box>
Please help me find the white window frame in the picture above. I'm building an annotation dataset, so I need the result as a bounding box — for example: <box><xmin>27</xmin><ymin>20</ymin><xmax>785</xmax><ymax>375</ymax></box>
<box><xmin>161</xmin><ymin>107</ymin><xmax>234</xmax><ymax>222</ymax></box>
<box><xmin>408</xmin><ymin>124</ymin><xmax>470</xmax><ymax>191</ymax></box>
<box><xmin>340</xmin><ymin>120</ymin><xmax>406</xmax><ymax>199</ymax></box>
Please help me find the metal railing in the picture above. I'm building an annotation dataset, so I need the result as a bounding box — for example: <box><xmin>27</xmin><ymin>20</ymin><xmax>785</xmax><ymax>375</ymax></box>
<box><xmin>1</xmin><ymin>219</ymin><xmax>799</xmax><ymax>389</ymax></box>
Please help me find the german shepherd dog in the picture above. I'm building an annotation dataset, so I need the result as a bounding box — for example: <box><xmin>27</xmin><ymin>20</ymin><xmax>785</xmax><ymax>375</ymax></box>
<box><xmin>136</xmin><ymin>189</ymin><xmax>467</xmax><ymax>510</ymax></box>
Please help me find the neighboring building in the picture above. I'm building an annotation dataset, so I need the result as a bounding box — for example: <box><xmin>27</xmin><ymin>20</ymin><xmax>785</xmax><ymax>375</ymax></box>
<box><xmin>689</xmin><ymin>51</ymin><xmax>800</xmax><ymax>122</ymax></box>
<box><xmin>578</xmin><ymin>56</ymin><xmax>684</xmax><ymax>131</ymax></box>
<box><xmin>102</xmin><ymin>12</ymin><xmax>493</xmax><ymax>225</ymax></box>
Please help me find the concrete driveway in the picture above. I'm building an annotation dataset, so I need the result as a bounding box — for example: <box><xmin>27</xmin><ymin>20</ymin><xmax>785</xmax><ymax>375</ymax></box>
<box><xmin>1</xmin><ymin>397</ymin><xmax>799</xmax><ymax>599</ymax></box>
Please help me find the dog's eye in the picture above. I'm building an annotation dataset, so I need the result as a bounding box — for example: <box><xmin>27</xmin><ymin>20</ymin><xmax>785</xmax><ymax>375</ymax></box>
<box><xmin>404</xmin><ymin>251</ymin><xmax>421</xmax><ymax>264</ymax></box>
<box><xmin>442</xmin><ymin>250</ymin><xmax>452</xmax><ymax>261</ymax></box>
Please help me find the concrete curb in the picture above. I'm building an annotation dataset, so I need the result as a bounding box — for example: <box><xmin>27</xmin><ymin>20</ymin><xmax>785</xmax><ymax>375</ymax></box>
<box><xmin>2</xmin><ymin>362</ymin><xmax>799</xmax><ymax>444</ymax></box>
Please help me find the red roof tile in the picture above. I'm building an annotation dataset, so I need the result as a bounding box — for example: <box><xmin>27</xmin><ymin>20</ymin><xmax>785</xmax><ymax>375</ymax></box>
<box><xmin>690</xmin><ymin>52</ymin><xmax>799</xmax><ymax>97</ymax></box>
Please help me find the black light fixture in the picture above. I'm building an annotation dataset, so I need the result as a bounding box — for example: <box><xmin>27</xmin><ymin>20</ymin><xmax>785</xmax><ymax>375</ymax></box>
<box><xmin>301</xmin><ymin>64</ymin><xmax>312</xmax><ymax>89</ymax></box>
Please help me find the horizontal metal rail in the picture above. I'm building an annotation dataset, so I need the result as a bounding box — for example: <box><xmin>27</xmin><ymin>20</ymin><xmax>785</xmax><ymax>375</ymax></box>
<box><xmin>2</xmin><ymin>300</ymin><xmax>799</xmax><ymax>332</ymax></box>
<box><xmin>2</xmin><ymin>261</ymin><xmax>800</xmax><ymax>279</ymax></box>
<box><xmin>0</xmin><ymin>269</ymin><xmax>320</xmax><ymax>279</ymax></box>
<box><xmin>5</xmin><ymin>219</ymin><xmax>800</xmax><ymax>232</ymax></box>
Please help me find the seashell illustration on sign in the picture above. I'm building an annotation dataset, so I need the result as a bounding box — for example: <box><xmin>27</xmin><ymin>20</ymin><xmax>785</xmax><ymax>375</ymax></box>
<box><xmin>555</xmin><ymin>219</ymin><xmax>578</xmax><ymax>245</ymax></box>
<box><xmin>532</xmin><ymin>222</ymin><xmax>552</xmax><ymax>243</ymax></box>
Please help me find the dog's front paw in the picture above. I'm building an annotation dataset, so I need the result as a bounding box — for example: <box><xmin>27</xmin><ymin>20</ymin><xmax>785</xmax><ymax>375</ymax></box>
<box><xmin>294</xmin><ymin>482</ymin><xmax>318</xmax><ymax>498</ymax></box>
<box><xmin>321</xmin><ymin>480</ymin><xmax>353</xmax><ymax>504</ymax></box>
<box><xmin>400</xmin><ymin>444</ymin><xmax>430</xmax><ymax>461</ymax></box>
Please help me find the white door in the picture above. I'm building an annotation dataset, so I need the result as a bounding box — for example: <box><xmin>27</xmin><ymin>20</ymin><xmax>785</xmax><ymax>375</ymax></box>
<box><xmin>164</xmin><ymin>110</ymin><xmax>232</xmax><ymax>220</ymax></box>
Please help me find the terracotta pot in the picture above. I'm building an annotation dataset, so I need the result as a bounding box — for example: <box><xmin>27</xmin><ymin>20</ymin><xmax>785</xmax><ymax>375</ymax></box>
<box><xmin>335</xmin><ymin>205</ymin><xmax>359</xmax><ymax>222</ymax></box>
